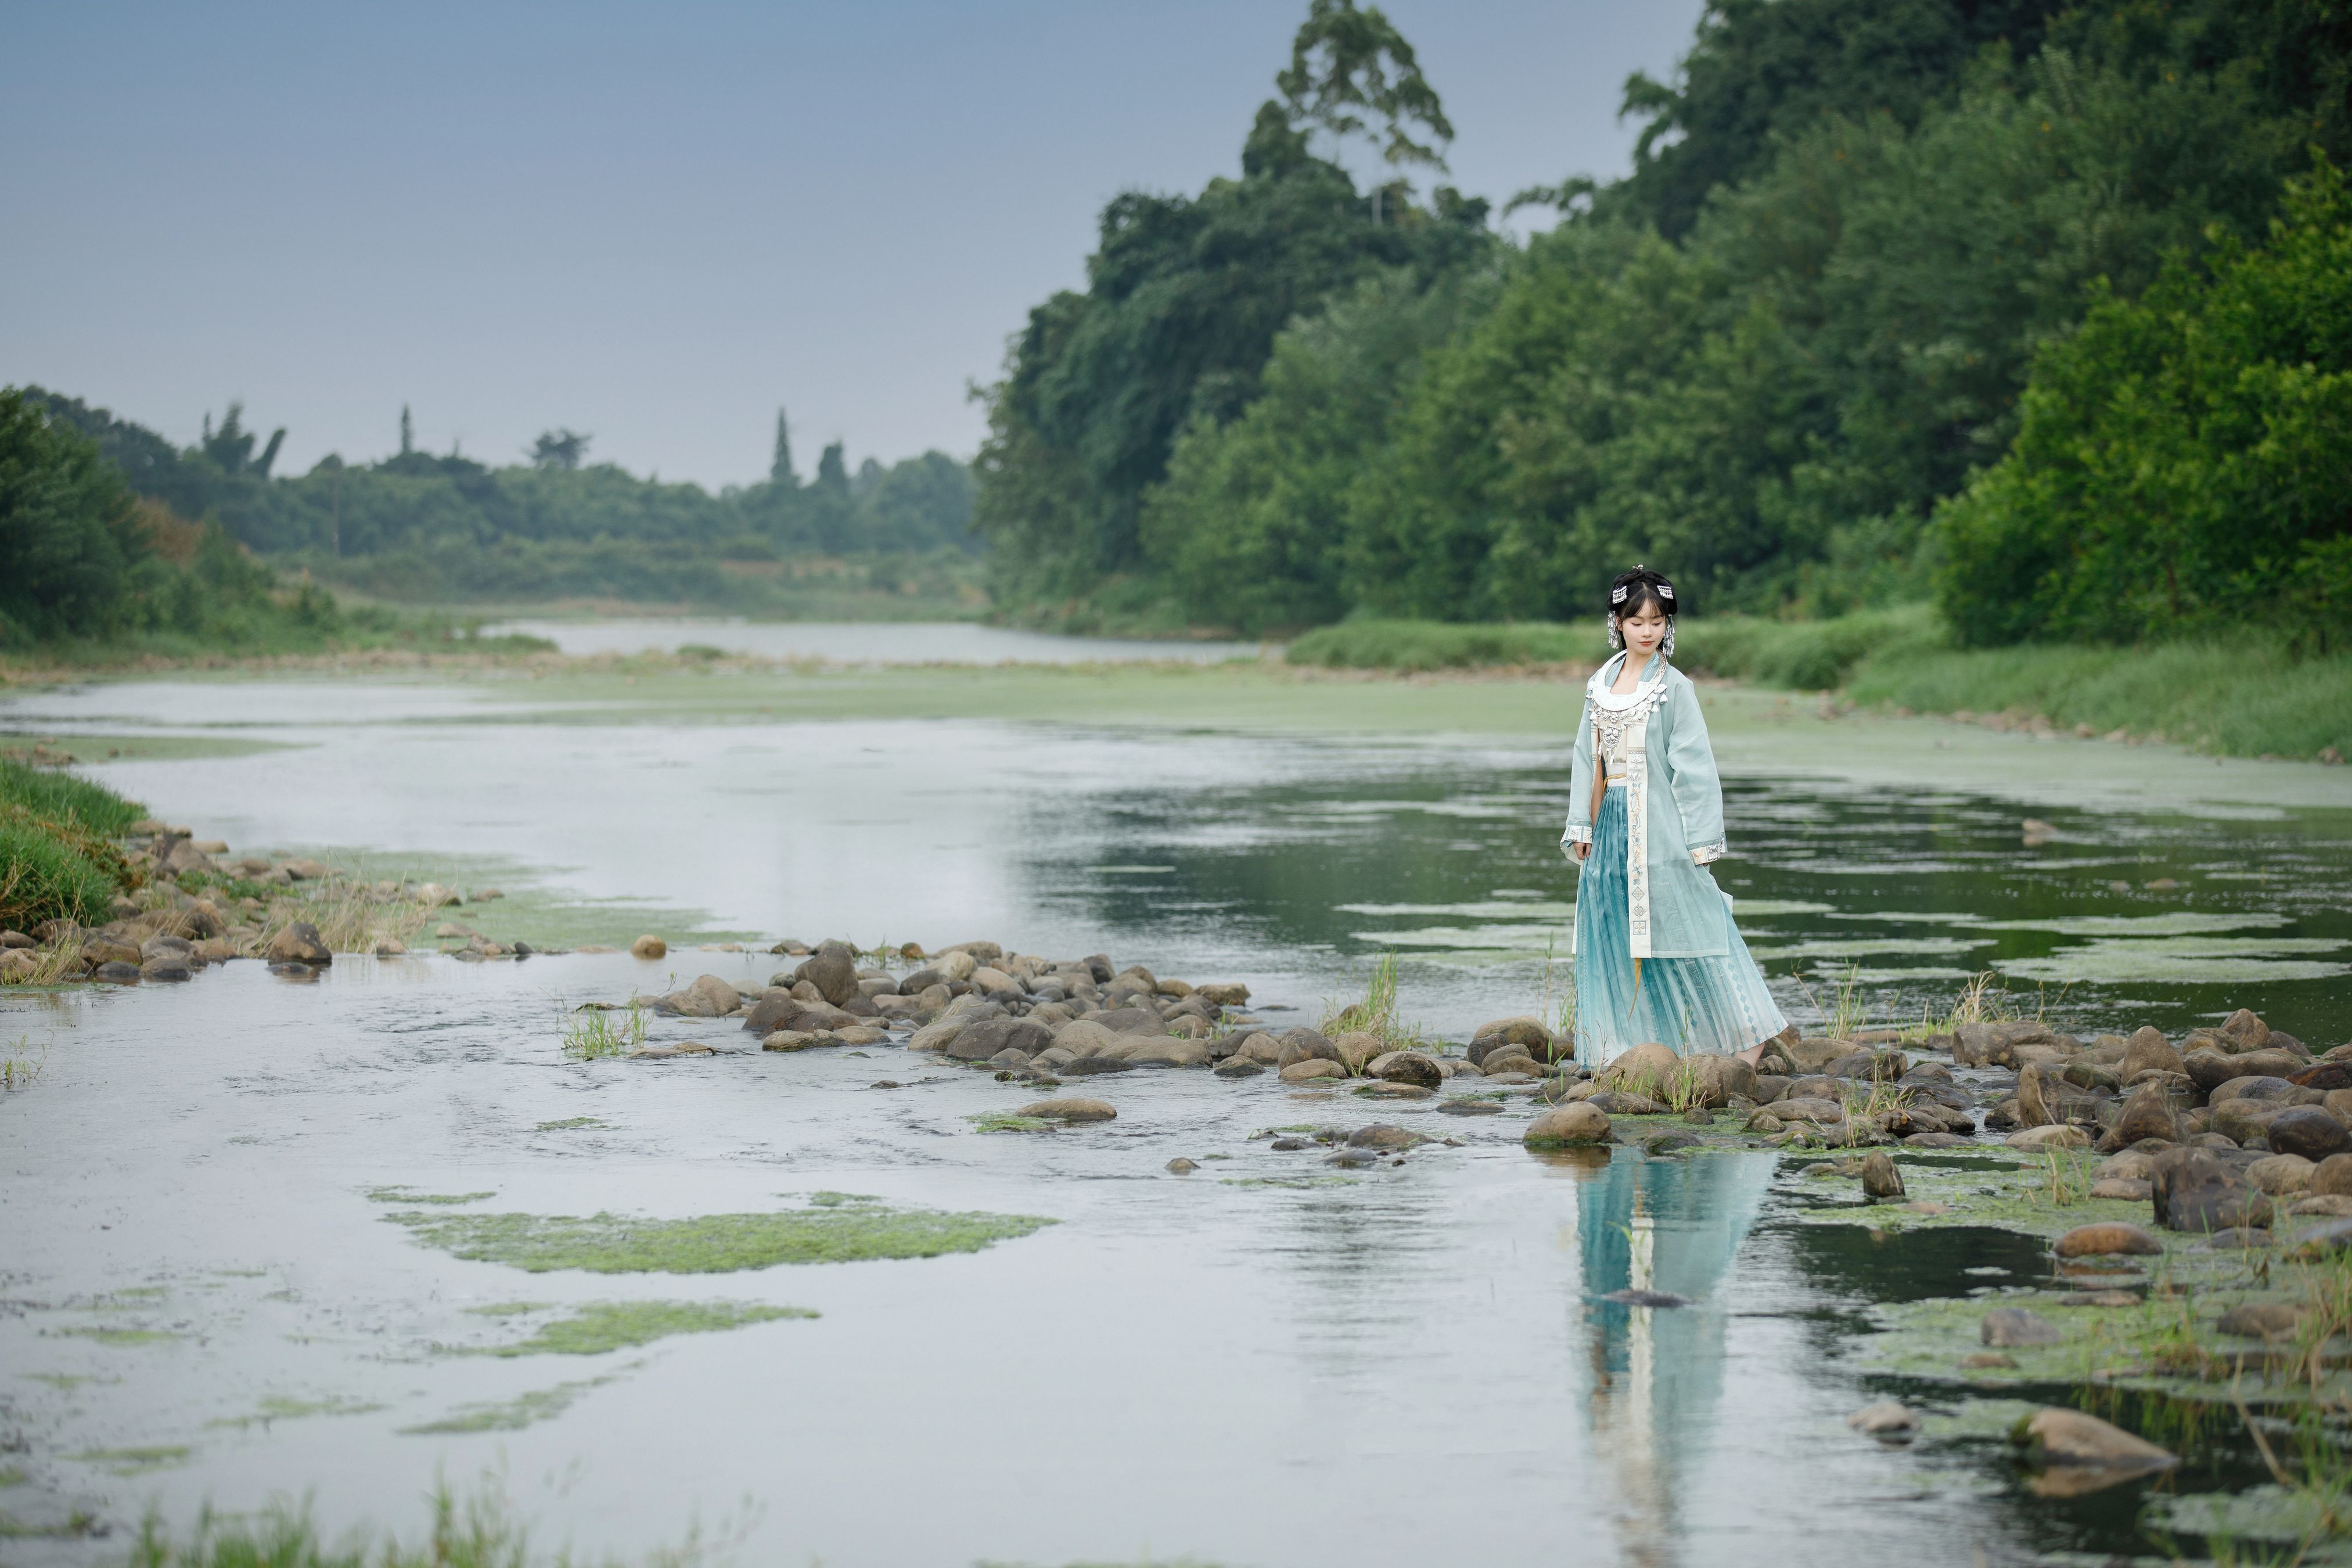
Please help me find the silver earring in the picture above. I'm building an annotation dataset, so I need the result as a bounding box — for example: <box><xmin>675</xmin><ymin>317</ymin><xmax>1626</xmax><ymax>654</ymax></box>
<box><xmin>1663</xmin><ymin>619</ymin><xmax>1675</xmax><ymax>657</ymax></box>
<box><xmin>1606</xmin><ymin>612</ymin><xmax>1621</xmax><ymax>650</ymax></box>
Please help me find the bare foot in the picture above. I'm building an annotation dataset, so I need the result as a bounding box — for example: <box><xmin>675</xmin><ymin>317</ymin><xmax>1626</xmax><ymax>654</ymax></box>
<box><xmin>1733</xmin><ymin>1044</ymin><xmax>1768</xmax><ymax>1069</ymax></box>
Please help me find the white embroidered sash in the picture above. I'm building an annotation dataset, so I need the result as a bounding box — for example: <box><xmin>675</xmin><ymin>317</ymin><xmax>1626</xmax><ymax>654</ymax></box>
<box><xmin>1591</xmin><ymin>674</ymin><xmax>1673</xmax><ymax>959</ymax></box>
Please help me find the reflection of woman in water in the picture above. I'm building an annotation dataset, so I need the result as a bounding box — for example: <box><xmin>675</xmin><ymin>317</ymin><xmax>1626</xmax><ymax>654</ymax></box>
<box><xmin>1563</xmin><ymin>566</ymin><xmax>1788</xmax><ymax>1066</ymax></box>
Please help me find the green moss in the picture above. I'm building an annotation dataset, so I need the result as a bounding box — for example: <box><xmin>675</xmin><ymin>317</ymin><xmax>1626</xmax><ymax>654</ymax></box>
<box><xmin>971</xmin><ymin>1113</ymin><xmax>1052</xmax><ymax>1133</ymax></box>
<box><xmin>205</xmin><ymin>1396</ymin><xmax>386</xmax><ymax>1430</ymax></box>
<box><xmin>464</xmin><ymin>1301</ymin><xmax>551</xmax><ymax>1317</ymax></box>
<box><xmin>24</xmin><ymin>1372</ymin><xmax>115</xmax><ymax>1391</ymax></box>
<box><xmin>74</xmin><ymin>1444</ymin><xmax>192</xmax><ymax>1476</ymax></box>
<box><xmin>366</xmin><ymin>1186</ymin><xmax>496</xmax><ymax>1206</ymax></box>
<box><xmin>806</xmin><ymin>1191</ymin><xmax>879</xmax><ymax>1206</ymax></box>
<box><xmin>59</xmin><ymin>1326</ymin><xmax>178</xmax><ymax>1345</ymax></box>
<box><xmin>387</xmin><ymin>1203</ymin><xmax>1056</xmax><ymax>1274</ymax></box>
<box><xmin>532</xmin><ymin>1117</ymin><xmax>607</xmax><ymax>1131</ymax></box>
<box><xmin>470</xmin><ymin>1300</ymin><xmax>815</xmax><ymax>1357</ymax></box>
<box><xmin>398</xmin><ymin>1376</ymin><xmax>617</xmax><ymax>1435</ymax></box>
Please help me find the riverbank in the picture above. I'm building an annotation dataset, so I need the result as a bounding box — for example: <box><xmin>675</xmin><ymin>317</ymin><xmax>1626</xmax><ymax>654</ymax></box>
<box><xmin>1285</xmin><ymin>610</ymin><xmax>2352</xmax><ymax>765</ymax></box>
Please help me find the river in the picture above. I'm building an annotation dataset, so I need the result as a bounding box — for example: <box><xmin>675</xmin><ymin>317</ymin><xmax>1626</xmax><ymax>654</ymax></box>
<box><xmin>2</xmin><ymin>631</ymin><xmax>2349</xmax><ymax>1565</ymax></box>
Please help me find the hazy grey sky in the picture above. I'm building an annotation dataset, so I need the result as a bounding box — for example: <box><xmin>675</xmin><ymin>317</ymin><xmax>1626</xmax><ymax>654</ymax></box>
<box><xmin>3</xmin><ymin>1</ymin><xmax>1705</xmax><ymax>487</ymax></box>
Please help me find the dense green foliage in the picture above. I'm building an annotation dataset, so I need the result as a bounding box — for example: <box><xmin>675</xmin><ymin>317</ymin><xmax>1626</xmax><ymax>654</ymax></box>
<box><xmin>0</xmin><ymin>760</ymin><xmax>143</xmax><ymax>933</ymax></box>
<box><xmin>24</xmin><ymin>390</ymin><xmax>978</xmax><ymax>607</ymax></box>
<box><xmin>977</xmin><ymin>0</ymin><xmax>2352</xmax><ymax>639</ymax></box>
<box><xmin>0</xmin><ymin>388</ymin><xmax>344</xmax><ymax>649</ymax></box>
<box><xmin>1936</xmin><ymin>158</ymin><xmax>2352</xmax><ymax>645</ymax></box>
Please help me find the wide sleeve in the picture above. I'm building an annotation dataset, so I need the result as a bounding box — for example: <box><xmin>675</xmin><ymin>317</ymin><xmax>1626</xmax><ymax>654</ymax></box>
<box><xmin>1561</xmin><ymin>693</ymin><xmax>1595</xmax><ymax>858</ymax></box>
<box><xmin>1664</xmin><ymin>677</ymin><xmax>1727</xmax><ymax>864</ymax></box>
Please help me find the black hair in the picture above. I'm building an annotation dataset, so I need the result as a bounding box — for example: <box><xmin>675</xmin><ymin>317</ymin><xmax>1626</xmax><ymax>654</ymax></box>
<box><xmin>1607</xmin><ymin>565</ymin><xmax>1680</xmax><ymax>621</ymax></box>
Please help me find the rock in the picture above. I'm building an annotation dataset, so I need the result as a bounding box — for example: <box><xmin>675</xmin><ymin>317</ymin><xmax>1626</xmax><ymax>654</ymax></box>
<box><xmin>2219</xmin><ymin>1008</ymin><xmax>2272</xmax><ymax>1052</ymax></box>
<box><xmin>1226</xmin><ymin>1031</ymin><xmax>1284</xmax><ymax>1066</ymax></box>
<box><xmin>93</xmin><ymin>960</ymin><xmax>143</xmax><ymax>983</ymax></box>
<box><xmin>1982</xmin><ymin>1308</ymin><xmax>2062</xmax><ymax>1347</ymax></box>
<box><xmin>1523</xmin><ymin>1103</ymin><xmax>1612</xmax><ymax>1147</ymax></box>
<box><xmin>1279</xmin><ymin>1059</ymin><xmax>1346</xmax><ymax>1083</ymax></box>
<box><xmin>1278</xmin><ymin>1026</ymin><xmax>1339</xmax><ymax>1060</ymax></box>
<box><xmin>2016</xmin><ymin>1407</ymin><xmax>2177</xmax><ymax>1477</ymax></box>
<box><xmin>2290</xmin><ymin>1061</ymin><xmax>2352</xmax><ymax>1092</ymax></box>
<box><xmin>789</xmin><ymin>943</ymin><xmax>858</xmax><ymax>1007</ymax></box>
<box><xmin>1060</xmin><ymin>1056</ymin><xmax>1137</xmax><ymax>1077</ymax></box>
<box><xmin>761</xmin><ymin>1031</ymin><xmax>825</xmax><ymax>1052</ymax></box>
<box><xmin>1776</xmin><ymin>1096</ymin><xmax>1846</xmax><ymax>1125</ymax></box>
<box><xmin>1128</xmin><ymin>1038</ymin><xmax>1213</xmax><ymax>1069</ymax></box>
<box><xmin>1469</xmin><ymin>1017</ymin><xmax>1556</xmax><ymax>1064</ymax></box>
<box><xmin>2266</xmin><ymin>1106</ymin><xmax>2351</xmax><ymax>1161</ymax></box>
<box><xmin>281</xmin><ymin>857</ymin><xmax>330</xmax><ymax>881</ymax></box>
<box><xmin>2101</xmin><ymin>1084</ymin><xmax>2180</xmax><ymax>1150</ymax></box>
<box><xmin>1349</xmin><ymin>1124</ymin><xmax>1426</xmax><ymax>1150</ymax></box>
<box><xmin>1847</xmin><ymin>1400</ymin><xmax>1922</xmax><ymax>1440</ymax></box>
<box><xmin>264</xmin><ymin>922</ymin><xmax>331</xmax><ymax>966</ymax></box>
<box><xmin>1212</xmin><ymin>1057</ymin><xmax>1264</xmax><ymax>1079</ymax></box>
<box><xmin>1860</xmin><ymin>1150</ymin><xmax>1906</xmax><ymax>1200</ymax></box>
<box><xmin>1330</xmin><ymin>1032</ymin><xmax>1383</xmax><ymax>1075</ymax></box>
<box><xmin>2149</xmin><ymin>1147</ymin><xmax>2274</xmax><ymax>1232</ymax></box>
<box><xmin>1601</xmin><ymin>1042</ymin><xmax>1682</xmax><ymax>1096</ymax></box>
<box><xmin>630</xmin><ymin>934</ymin><xmax>666</xmax><ymax>959</ymax></box>
<box><xmin>1953</xmin><ymin>1020</ymin><xmax>2055</xmax><ymax>1068</ymax></box>
<box><xmin>2310</xmin><ymin>1153</ymin><xmax>2352</xmax><ymax>1196</ymax></box>
<box><xmin>2015</xmin><ymin>1062</ymin><xmax>2056</xmax><ymax>1128</ymax></box>
<box><xmin>1195</xmin><ymin>982</ymin><xmax>1250</xmax><ymax>1006</ymax></box>
<box><xmin>2210</xmin><ymin>1099</ymin><xmax>2282</xmax><ymax>1146</ymax></box>
<box><xmin>628</xmin><ymin>1041</ymin><xmax>717</xmax><ymax>1059</ymax></box>
<box><xmin>2249</xmin><ymin>1153</ymin><xmax>2316</xmax><ymax>1195</ymax></box>
<box><xmin>657</xmin><ymin>973</ymin><xmax>740</xmax><ymax>1019</ymax></box>
<box><xmin>2090</xmin><ymin>1177</ymin><xmax>2155</xmax><ymax>1200</ymax></box>
<box><xmin>1642</xmin><ymin>1130</ymin><xmax>1703</xmax><ymax>1156</ymax></box>
<box><xmin>1166</xmin><ymin>1157</ymin><xmax>1198</xmax><ymax>1174</ymax></box>
<box><xmin>1480</xmin><ymin>1048</ymin><xmax>1541</xmax><ymax>1077</ymax></box>
<box><xmin>139</xmin><ymin>956</ymin><xmax>193</xmax><ymax>981</ymax></box>
<box><xmin>2292</xmin><ymin>1195</ymin><xmax>2352</xmax><ymax>1217</ymax></box>
<box><xmin>1369</xmin><ymin>1051</ymin><xmax>1443</xmax><ymax>1088</ymax></box>
<box><xmin>2218</xmin><ymin>1301</ymin><xmax>2305</xmax><ymax>1338</ymax></box>
<box><xmin>945</xmin><ymin>1019</ymin><xmax>1053</xmax><ymax>1062</ymax></box>
<box><xmin>1961</xmin><ymin>1352</ymin><xmax>2017</xmax><ymax>1371</ymax></box>
<box><xmin>2117</xmin><ymin>1026</ymin><xmax>2186</xmax><ymax>1080</ymax></box>
<box><xmin>2055</xmin><ymin>1222</ymin><xmax>2163</xmax><ymax>1258</ymax></box>
<box><xmin>2289</xmin><ymin>1218</ymin><xmax>2352</xmax><ymax>1258</ymax></box>
<box><xmin>2006</xmin><ymin>1124</ymin><xmax>2091</xmax><ymax>1151</ymax></box>
<box><xmin>1438</xmin><ymin>1099</ymin><xmax>1503</xmax><ymax>1116</ymax></box>
<box><xmin>1586</xmin><ymin>1090</ymin><xmax>1665</xmax><ymax>1116</ymax></box>
<box><xmin>1015</xmin><ymin>1097</ymin><xmax>1116</xmax><ymax>1123</ymax></box>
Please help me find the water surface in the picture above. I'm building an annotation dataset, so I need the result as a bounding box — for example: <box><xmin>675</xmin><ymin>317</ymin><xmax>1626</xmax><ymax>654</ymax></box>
<box><xmin>3</xmin><ymin>664</ymin><xmax>2350</xmax><ymax>1564</ymax></box>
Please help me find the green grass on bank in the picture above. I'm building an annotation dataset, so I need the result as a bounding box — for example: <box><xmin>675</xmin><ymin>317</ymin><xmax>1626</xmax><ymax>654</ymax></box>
<box><xmin>1282</xmin><ymin>607</ymin><xmax>2350</xmax><ymax>761</ymax></box>
<box><xmin>0</xmin><ymin>760</ymin><xmax>144</xmax><ymax>932</ymax></box>
<box><xmin>1</xmin><ymin>609</ymin><xmax>558</xmax><ymax>674</ymax></box>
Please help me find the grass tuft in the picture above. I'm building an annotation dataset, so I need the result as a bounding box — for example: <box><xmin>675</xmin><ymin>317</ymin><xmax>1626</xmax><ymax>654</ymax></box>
<box><xmin>386</xmin><ymin>1203</ymin><xmax>1056</xmax><ymax>1273</ymax></box>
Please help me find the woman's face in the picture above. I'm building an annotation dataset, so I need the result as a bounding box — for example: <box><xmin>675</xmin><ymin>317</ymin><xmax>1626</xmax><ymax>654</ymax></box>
<box><xmin>1620</xmin><ymin>602</ymin><xmax>1667</xmax><ymax>655</ymax></box>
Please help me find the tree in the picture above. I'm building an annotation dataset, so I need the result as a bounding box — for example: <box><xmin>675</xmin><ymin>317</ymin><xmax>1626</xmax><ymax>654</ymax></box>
<box><xmin>399</xmin><ymin>405</ymin><xmax>414</xmax><ymax>456</ymax></box>
<box><xmin>769</xmin><ymin>408</ymin><xmax>798</xmax><ymax>487</ymax></box>
<box><xmin>530</xmin><ymin>429</ymin><xmax>591</xmax><ymax>470</ymax></box>
<box><xmin>0</xmin><ymin>388</ymin><xmax>146</xmax><ymax>642</ymax></box>
<box><xmin>1274</xmin><ymin>0</ymin><xmax>1454</xmax><ymax>171</ymax></box>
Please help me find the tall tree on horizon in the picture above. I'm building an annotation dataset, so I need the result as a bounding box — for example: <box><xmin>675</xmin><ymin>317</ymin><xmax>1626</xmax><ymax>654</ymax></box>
<box><xmin>770</xmin><ymin>407</ymin><xmax>798</xmax><ymax>487</ymax></box>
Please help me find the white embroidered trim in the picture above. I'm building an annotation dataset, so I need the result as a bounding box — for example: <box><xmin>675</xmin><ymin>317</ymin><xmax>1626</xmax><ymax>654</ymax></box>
<box><xmin>1587</xmin><ymin>671</ymin><xmax>1673</xmax><ymax>959</ymax></box>
<box><xmin>1563</xmin><ymin>824</ymin><xmax>1593</xmax><ymax>844</ymax></box>
<box><xmin>1690</xmin><ymin>839</ymin><xmax>1727</xmax><ymax>865</ymax></box>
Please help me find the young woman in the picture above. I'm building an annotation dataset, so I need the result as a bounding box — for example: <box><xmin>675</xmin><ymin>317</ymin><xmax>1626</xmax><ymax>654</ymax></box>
<box><xmin>1562</xmin><ymin>567</ymin><xmax>1788</xmax><ymax>1065</ymax></box>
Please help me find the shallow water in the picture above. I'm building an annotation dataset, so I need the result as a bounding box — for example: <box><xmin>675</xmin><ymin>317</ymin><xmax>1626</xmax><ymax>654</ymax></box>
<box><xmin>3</xmin><ymin>666</ymin><xmax>2351</xmax><ymax>1563</ymax></box>
<box><xmin>487</xmin><ymin>617</ymin><xmax>1258</xmax><ymax>664</ymax></box>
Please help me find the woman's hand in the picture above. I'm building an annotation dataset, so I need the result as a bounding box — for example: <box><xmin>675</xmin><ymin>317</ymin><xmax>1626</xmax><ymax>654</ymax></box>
<box><xmin>1571</xmin><ymin>841</ymin><xmax>1590</xmax><ymax>864</ymax></box>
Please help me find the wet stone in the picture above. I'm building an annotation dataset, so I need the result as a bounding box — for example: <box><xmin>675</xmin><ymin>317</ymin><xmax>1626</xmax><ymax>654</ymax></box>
<box><xmin>2053</xmin><ymin>1222</ymin><xmax>2162</xmax><ymax>1258</ymax></box>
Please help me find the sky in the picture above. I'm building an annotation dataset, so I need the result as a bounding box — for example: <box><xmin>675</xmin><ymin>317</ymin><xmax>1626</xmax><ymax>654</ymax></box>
<box><xmin>2</xmin><ymin>1</ymin><xmax>1706</xmax><ymax>488</ymax></box>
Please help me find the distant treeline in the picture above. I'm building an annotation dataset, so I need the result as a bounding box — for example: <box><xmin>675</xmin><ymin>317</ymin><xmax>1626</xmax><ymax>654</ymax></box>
<box><xmin>19</xmin><ymin>390</ymin><xmax>979</xmax><ymax>605</ymax></box>
<box><xmin>974</xmin><ymin>0</ymin><xmax>2352</xmax><ymax>644</ymax></box>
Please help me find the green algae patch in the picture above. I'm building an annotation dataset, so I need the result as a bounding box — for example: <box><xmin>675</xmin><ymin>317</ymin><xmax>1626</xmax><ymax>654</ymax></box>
<box><xmin>1778</xmin><ymin>1149</ymin><xmax>2148</xmax><ymax>1242</ymax></box>
<box><xmin>472</xmin><ymin>1300</ymin><xmax>815</xmax><ymax>1357</ymax></box>
<box><xmin>74</xmin><ymin>1444</ymin><xmax>191</xmax><ymax>1476</ymax></box>
<box><xmin>533</xmin><ymin>1116</ymin><xmax>607</xmax><ymax>1131</ymax></box>
<box><xmin>465</xmin><ymin>1301</ymin><xmax>552</xmax><ymax>1318</ymax></box>
<box><xmin>399</xmin><ymin>1375</ymin><xmax>618</xmax><ymax>1436</ymax></box>
<box><xmin>807</xmin><ymin>1191</ymin><xmax>880</xmax><ymax>1206</ymax></box>
<box><xmin>368</xmin><ymin>1186</ymin><xmax>495</xmax><ymax>1206</ymax></box>
<box><xmin>57</xmin><ymin>1326</ymin><xmax>178</xmax><ymax>1346</ymax></box>
<box><xmin>206</xmin><ymin>1395</ymin><xmax>385</xmax><ymax>1430</ymax></box>
<box><xmin>971</xmin><ymin>1113</ymin><xmax>1052</xmax><ymax>1134</ymax></box>
<box><xmin>387</xmin><ymin>1203</ymin><xmax>1056</xmax><ymax>1274</ymax></box>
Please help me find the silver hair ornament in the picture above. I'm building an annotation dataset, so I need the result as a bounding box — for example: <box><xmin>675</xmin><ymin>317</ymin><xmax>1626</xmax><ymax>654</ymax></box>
<box><xmin>1663</xmin><ymin>618</ymin><xmax>1676</xmax><ymax>657</ymax></box>
<box><xmin>1610</xmin><ymin>584</ymin><xmax>1629</xmax><ymax>605</ymax></box>
<box><xmin>1606</xmin><ymin>612</ymin><xmax>1621</xmax><ymax>649</ymax></box>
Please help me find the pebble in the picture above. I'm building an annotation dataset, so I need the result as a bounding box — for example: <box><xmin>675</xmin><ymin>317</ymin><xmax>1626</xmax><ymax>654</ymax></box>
<box><xmin>1166</xmin><ymin>1158</ymin><xmax>1197</xmax><ymax>1174</ymax></box>
<box><xmin>1523</xmin><ymin>1103</ymin><xmax>1611</xmax><ymax>1148</ymax></box>
<box><xmin>2217</xmin><ymin>1301</ymin><xmax>2304</xmax><ymax>1337</ymax></box>
<box><xmin>2053</xmin><ymin>1222</ymin><xmax>2163</xmax><ymax>1258</ymax></box>
<box><xmin>630</xmin><ymin>934</ymin><xmax>666</xmax><ymax>959</ymax></box>
<box><xmin>2016</xmin><ymin>1407</ymin><xmax>2176</xmax><ymax>1473</ymax></box>
<box><xmin>1846</xmin><ymin>1400</ymin><xmax>1921</xmax><ymax>1440</ymax></box>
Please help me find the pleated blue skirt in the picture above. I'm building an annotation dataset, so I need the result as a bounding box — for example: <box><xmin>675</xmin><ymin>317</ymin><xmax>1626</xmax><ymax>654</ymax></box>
<box><xmin>1574</xmin><ymin>786</ymin><xmax>1788</xmax><ymax>1062</ymax></box>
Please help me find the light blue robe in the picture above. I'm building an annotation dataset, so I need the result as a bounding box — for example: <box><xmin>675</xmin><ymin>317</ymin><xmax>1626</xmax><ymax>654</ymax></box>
<box><xmin>1560</xmin><ymin>653</ymin><xmax>1732</xmax><ymax>959</ymax></box>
